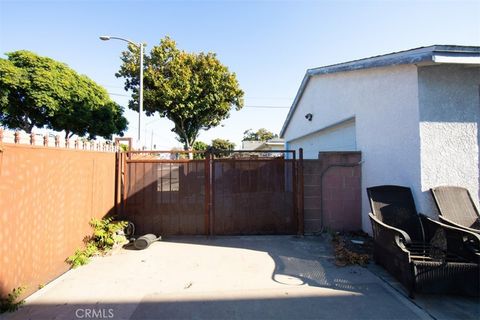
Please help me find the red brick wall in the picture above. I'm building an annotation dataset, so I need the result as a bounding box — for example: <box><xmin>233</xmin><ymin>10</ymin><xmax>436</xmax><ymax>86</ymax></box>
<box><xmin>303</xmin><ymin>152</ymin><xmax>361</xmax><ymax>233</ymax></box>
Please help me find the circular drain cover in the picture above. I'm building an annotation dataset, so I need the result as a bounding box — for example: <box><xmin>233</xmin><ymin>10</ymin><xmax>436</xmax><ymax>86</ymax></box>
<box><xmin>274</xmin><ymin>274</ymin><xmax>304</xmax><ymax>285</ymax></box>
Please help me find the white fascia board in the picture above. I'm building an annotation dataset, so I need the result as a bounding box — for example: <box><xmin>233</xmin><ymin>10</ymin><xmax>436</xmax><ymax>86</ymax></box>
<box><xmin>279</xmin><ymin>73</ymin><xmax>310</xmax><ymax>138</ymax></box>
<box><xmin>432</xmin><ymin>54</ymin><xmax>480</xmax><ymax>64</ymax></box>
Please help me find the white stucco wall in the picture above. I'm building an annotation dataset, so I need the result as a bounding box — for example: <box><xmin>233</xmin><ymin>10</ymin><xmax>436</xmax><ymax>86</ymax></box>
<box><xmin>242</xmin><ymin>141</ymin><xmax>263</xmax><ymax>150</ymax></box>
<box><xmin>288</xmin><ymin>119</ymin><xmax>356</xmax><ymax>159</ymax></box>
<box><xmin>283</xmin><ymin>65</ymin><xmax>421</xmax><ymax>232</ymax></box>
<box><xmin>417</xmin><ymin>65</ymin><xmax>480</xmax><ymax>215</ymax></box>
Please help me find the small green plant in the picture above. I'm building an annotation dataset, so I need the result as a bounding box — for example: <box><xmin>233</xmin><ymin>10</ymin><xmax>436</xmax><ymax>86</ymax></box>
<box><xmin>67</xmin><ymin>217</ymin><xmax>127</xmax><ymax>268</ymax></box>
<box><xmin>90</xmin><ymin>217</ymin><xmax>128</xmax><ymax>251</ymax></box>
<box><xmin>119</xmin><ymin>143</ymin><xmax>129</xmax><ymax>152</ymax></box>
<box><xmin>0</xmin><ymin>286</ymin><xmax>26</xmax><ymax>313</ymax></box>
<box><xmin>67</xmin><ymin>242</ymin><xmax>98</xmax><ymax>268</ymax></box>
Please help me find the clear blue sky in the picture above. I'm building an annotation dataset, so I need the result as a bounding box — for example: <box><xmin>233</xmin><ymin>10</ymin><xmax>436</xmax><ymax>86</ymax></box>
<box><xmin>1</xmin><ymin>0</ymin><xmax>479</xmax><ymax>149</ymax></box>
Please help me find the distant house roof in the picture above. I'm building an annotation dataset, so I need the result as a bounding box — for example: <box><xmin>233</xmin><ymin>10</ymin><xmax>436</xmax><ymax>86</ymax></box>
<box><xmin>255</xmin><ymin>139</ymin><xmax>284</xmax><ymax>150</ymax></box>
<box><xmin>280</xmin><ymin>45</ymin><xmax>480</xmax><ymax>137</ymax></box>
<box><xmin>242</xmin><ymin>138</ymin><xmax>285</xmax><ymax>150</ymax></box>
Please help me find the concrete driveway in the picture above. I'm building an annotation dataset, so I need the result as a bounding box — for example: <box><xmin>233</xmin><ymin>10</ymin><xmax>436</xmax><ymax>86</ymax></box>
<box><xmin>3</xmin><ymin>236</ymin><xmax>476</xmax><ymax>320</ymax></box>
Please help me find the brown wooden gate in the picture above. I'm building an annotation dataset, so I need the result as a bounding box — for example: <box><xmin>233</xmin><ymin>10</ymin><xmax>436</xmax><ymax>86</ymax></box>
<box><xmin>117</xmin><ymin>150</ymin><xmax>302</xmax><ymax>236</ymax></box>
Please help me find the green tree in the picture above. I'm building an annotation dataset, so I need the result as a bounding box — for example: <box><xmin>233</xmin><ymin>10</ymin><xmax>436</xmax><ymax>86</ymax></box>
<box><xmin>242</xmin><ymin>128</ymin><xmax>278</xmax><ymax>141</ymax></box>
<box><xmin>116</xmin><ymin>36</ymin><xmax>244</xmax><ymax>151</ymax></box>
<box><xmin>192</xmin><ymin>140</ymin><xmax>208</xmax><ymax>159</ymax></box>
<box><xmin>211</xmin><ymin>138</ymin><xmax>235</xmax><ymax>158</ymax></box>
<box><xmin>0</xmin><ymin>50</ymin><xmax>127</xmax><ymax>139</ymax></box>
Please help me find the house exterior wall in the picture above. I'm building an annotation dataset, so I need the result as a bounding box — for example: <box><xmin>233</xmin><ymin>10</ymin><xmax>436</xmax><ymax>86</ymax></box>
<box><xmin>417</xmin><ymin>64</ymin><xmax>480</xmax><ymax>215</ymax></box>
<box><xmin>288</xmin><ymin>119</ymin><xmax>356</xmax><ymax>159</ymax></box>
<box><xmin>242</xmin><ymin>141</ymin><xmax>263</xmax><ymax>150</ymax></box>
<box><xmin>283</xmin><ymin>65</ymin><xmax>421</xmax><ymax>232</ymax></box>
<box><xmin>256</xmin><ymin>143</ymin><xmax>285</xmax><ymax>151</ymax></box>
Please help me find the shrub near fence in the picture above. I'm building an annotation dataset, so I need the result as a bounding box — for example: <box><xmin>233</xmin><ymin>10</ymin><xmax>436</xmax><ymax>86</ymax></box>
<box><xmin>0</xmin><ymin>129</ymin><xmax>118</xmax><ymax>299</ymax></box>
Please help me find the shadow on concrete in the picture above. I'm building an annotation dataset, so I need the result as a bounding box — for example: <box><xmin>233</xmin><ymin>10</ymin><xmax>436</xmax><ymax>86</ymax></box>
<box><xmin>3</xmin><ymin>236</ymin><xmax>478</xmax><ymax>320</ymax></box>
<box><xmin>2</xmin><ymin>235</ymin><xmax>430</xmax><ymax>320</ymax></box>
<box><xmin>162</xmin><ymin>235</ymin><xmax>346</xmax><ymax>291</ymax></box>
<box><xmin>368</xmin><ymin>261</ymin><xmax>480</xmax><ymax>320</ymax></box>
<box><xmin>159</xmin><ymin>235</ymin><xmax>479</xmax><ymax>320</ymax></box>
<box><xmin>4</xmin><ymin>293</ymin><xmax>425</xmax><ymax>320</ymax></box>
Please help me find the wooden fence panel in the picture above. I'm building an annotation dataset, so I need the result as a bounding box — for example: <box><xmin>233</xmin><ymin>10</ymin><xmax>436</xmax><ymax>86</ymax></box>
<box><xmin>0</xmin><ymin>143</ymin><xmax>117</xmax><ymax>299</ymax></box>
<box><xmin>120</xmin><ymin>152</ymin><xmax>299</xmax><ymax>236</ymax></box>
<box><xmin>212</xmin><ymin>159</ymin><xmax>296</xmax><ymax>235</ymax></box>
<box><xmin>123</xmin><ymin>160</ymin><xmax>206</xmax><ymax>236</ymax></box>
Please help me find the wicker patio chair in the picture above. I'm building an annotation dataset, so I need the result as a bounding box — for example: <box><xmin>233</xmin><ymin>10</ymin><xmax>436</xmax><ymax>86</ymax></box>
<box><xmin>367</xmin><ymin>185</ymin><xmax>480</xmax><ymax>298</ymax></box>
<box><xmin>430</xmin><ymin>186</ymin><xmax>480</xmax><ymax>235</ymax></box>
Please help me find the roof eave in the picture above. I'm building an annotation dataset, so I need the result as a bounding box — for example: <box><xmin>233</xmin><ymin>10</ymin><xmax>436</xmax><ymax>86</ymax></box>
<box><xmin>280</xmin><ymin>45</ymin><xmax>480</xmax><ymax>138</ymax></box>
<box><xmin>279</xmin><ymin>73</ymin><xmax>310</xmax><ymax>138</ymax></box>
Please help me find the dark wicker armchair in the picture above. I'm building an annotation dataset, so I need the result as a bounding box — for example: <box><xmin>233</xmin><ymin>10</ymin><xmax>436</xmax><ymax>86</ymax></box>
<box><xmin>367</xmin><ymin>185</ymin><xmax>480</xmax><ymax>297</ymax></box>
<box><xmin>430</xmin><ymin>186</ymin><xmax>480</xmax><ymax>235</ymax></box>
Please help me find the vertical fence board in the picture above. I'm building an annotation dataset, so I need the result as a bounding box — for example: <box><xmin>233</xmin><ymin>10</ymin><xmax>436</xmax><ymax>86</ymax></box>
<box><xmin>121</xmin><ymin>151</ymin><xmax>298</xmax><ymax>236</ymax></box>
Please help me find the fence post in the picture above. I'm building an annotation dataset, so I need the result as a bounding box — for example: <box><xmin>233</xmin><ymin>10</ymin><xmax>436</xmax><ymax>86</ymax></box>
<box><xmin>14</xmin><ymin>131</ymin><xmax>20</xmax><ymax>144</ymax></box>
<box><xmin>204</xmin><ymin>152</ymin><xmax>211</xmax><ymax>236</ymax></box>
<box><xmin>298</xmin><ymin>148</ymin><xmax>304</xmax><ymax>236</ymax></box>
<box><xmin>43</xmin><ymin>134</ymin><xmax>48</xmax><ymax>147</ymax></box>
<box><xmin>0</xmin><ymin>128</ymin><xmax>3</xmax><ymax>143</ymax></box>
<box><xmin>30</xmin><ymin>132</ymin><xmax>35</xmax><ymax>145</ymax></box>
<box><xmin>114</xmin><ymin>151</ymin><xmax>121</xmax><ymax>215</ymax></box>
<box><xmin>292</xmin><ymin>150</ymin><xmax>298</xmax><ymax>235</ymax></box>
<box><xmin>54</xmin><ymin>135</ymin><xmax>60</xmax><ymax>148</ymax></box>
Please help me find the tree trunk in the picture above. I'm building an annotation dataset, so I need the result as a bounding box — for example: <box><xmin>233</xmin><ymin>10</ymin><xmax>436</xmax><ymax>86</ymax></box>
<box><xmin>183</xmin><ymin>141</ymin><xmax>194</xmax><ymax>160</ymax></box>
<box><xmin>180</xmin><ymin>128</ymin><xmax>194</xmax><ymax>160</ymax></box>
<box><xmin>20</xmin><ymin>122</ymin><xmax>33</xmax><ymax>134</ymax></box>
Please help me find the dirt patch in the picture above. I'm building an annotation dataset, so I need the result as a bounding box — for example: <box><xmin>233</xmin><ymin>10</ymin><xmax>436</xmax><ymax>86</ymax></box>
<box><xmin>332</xmin><ymin>231</ymin><xmax>373</xmax><ymax>267</ymax></box>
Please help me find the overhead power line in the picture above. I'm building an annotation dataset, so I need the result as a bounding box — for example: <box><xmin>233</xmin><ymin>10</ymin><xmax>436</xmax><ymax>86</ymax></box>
<box><xmin>108</xmin><ymin>92</ymin><xmax>291</xmax><ymax>111</ymax></box>
<box><xmin>243</xmin><ymin>105</ymin><xmax>289</xmax><ymax>109</ymax></box>
<box><xmin>108</xmin><ymin>92</ymin><xmax>130</xmax><ymax>97</ymax></box>
<box><xmin>246</xmin><ymin>96</ymin><xmax>292</xmax><ymax>100</ymax></box>
<box><xmin>108</xmin><ymin>92</ymin><xmax>291</xmax><ymax>104</ymax></box>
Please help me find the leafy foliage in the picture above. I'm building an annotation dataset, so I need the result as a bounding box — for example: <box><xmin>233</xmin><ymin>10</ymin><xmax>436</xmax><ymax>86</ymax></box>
<box><xmin>119</xmin><ymin>143</ymin><xmax>130</xmax><ymax>152</ymax></box>
<box><xmin>242</xmin><ymin>128</ymin><xmax>278</xmax><ymax>141</ymax></box>
<box><xmin>192</xmin><ymin>140</ymin><xmax>208</xmax><ymax>159</ymax></box>
<box><xmin>89</xmin><ymin>217</ymin><xmax>128</xmax><ymax>251</ymax></box>
<box><xmin>67</xmin><ymin>217</ymin><xmax>127</xmax><ymax>268</ymax></box>
<box><xmin>0</xmin><ymin>50</ymin><xmax>127</xmax><ymax>139</ymax></box>
<box><xmin>0</xmin><ymin>286</ymin><xmax>25</xmax><ymax>313</ymax></box>
<box><xmin>67</xmin><ymin>242</ymin><xmax>98</xmax><ymax>268</ymax></box>
<box><xmin>193</xmin><ymin>140</ymin><xmax>208</xmax><ymax>152</ymax></box>
<box><xmin>116</xmin><ymin>37</ymin><xmax>244</xmax><ymax>150</ymax></box>
<box><xmin>211</xmin><ymin>138</ymin><xmax>235</xmax><ymax>158</ymax></box>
